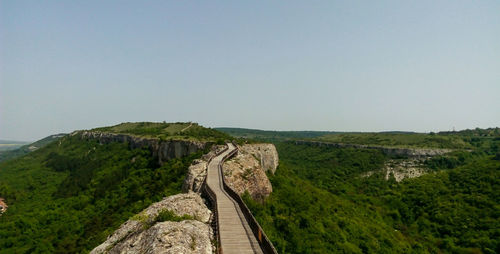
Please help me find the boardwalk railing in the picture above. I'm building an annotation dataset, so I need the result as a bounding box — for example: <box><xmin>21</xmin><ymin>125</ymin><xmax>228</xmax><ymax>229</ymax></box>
<box><xmin>218</xmin><ymin>144</ymin><xmax>278</xmax><ymax>254</ymax></box>
<box><xmin>200</xmin><ymin>145</ymin><xmax>229</xmax><ymax>254</ymax></box>
<box><xmin>201</xmin><ymin>143</ymin><xmax>278</xmax><ymax>254</ymax></box>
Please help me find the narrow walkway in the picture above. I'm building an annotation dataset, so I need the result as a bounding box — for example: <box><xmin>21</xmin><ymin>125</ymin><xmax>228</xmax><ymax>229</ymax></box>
<box><xmin>206</xmin><ymin>143</ymin><xmax>264</xmax><ymax>254</ymax></box>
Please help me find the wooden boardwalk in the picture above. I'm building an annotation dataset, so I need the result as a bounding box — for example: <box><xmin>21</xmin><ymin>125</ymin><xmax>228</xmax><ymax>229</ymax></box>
<box><xmin>206</xmin><ymin>143</ymin><xmax>264</xmax><ymax>254</ymax></box>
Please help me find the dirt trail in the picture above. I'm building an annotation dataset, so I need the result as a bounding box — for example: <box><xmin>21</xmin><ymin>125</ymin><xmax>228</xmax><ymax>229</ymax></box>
<box><xmin>180</xmin><ymin>123</ymin><xmax>193</xmax><ymax>132</ymax></box>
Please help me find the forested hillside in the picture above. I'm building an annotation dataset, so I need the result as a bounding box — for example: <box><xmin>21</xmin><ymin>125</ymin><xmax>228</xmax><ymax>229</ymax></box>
<box><xmin>0</xmin><ymin>134</ymin><xmax>65</xmax><ymax>162</ymax></box>
<box><xmin>215</xmin><ymin>127</ymin><xmax>338</xmax><ymax>142</ymax></box>
<box><xmin>1</xmin><ymin>125</ymin><xmax>498</xmax><ymax>253</ymax></box>
<box><xmin>313</xmin><ymin>128</ymin><xmax>500</xmax><ymax>149</ymax></box>
<box><xmin>0</xmin><ymin>122</ymin><xmax>222</xmax><ymax>253</ymax></box>
<box><xmin>243</xmin><ymin>130</ymin><xmax>500</xmax><ymax>253</ymax></box>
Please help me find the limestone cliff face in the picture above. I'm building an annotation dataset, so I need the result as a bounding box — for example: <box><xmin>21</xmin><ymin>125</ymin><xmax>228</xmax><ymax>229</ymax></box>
<box><xmin>182</xmin><ymin>159</ymin><xmax>208</xmax><ymax>193</ymax></box>
<box><xmin>182</xmin><ymin>143</ymin><xmax>279</xmax><ymax>200</ymax></box>
<box><xmin>182</xmin><ymin>145</ymin><xmax>226</xmax><ymax>193</ymax></box>
<box><xmin>90</xmin><ymin>192</ymin><xmax>213</xmax><ymax>254</ymax></box>
<box><xmin>238</xmin><ymin>144</ymin><xmax>279</xmax><ymax>174</ymax></box>
<box><xmin>222</xmin><ymin>144</ymin><xmax>279</xmax><ymax>201</ymax></box>
<box><xmin>79</xmin><ymin>131</ymin><xmax>210</xmax><ymax>165</ymax></box>
<box><xmin>294</xmin><ymin>140</ymin><xmax>451</xmax><ymax>158</ymax></box>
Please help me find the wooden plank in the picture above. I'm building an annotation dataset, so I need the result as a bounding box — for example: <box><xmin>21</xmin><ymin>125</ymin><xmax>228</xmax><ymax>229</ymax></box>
<box><xmin>206</xmin><ymin>144</ymin><xmax>264</xmax><ymax>254</ymax></box>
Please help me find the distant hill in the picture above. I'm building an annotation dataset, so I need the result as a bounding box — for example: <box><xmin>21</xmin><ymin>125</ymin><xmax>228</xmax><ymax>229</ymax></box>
<box><xmin>0</xmin><ymin>140</ymin><xmax>29</xmax><ymax>144</ymax></box>
<box><xmin>378</xmin><ymin>131</ymin><xmax>417</xmax><ymax>134</ymax></box>
<box><xmin>215</xmin><ymin>127</ymin><xmax>340</xmax><ymax>142</ymax></box>
<box><xmin>216</xmin><ymin>127</ymin><xmax>500</xmax><ymax>151</ymax></box>
<box><xmin>0</xmin><ymin>134</ymin><xmax>66</xmax><ymax>162</ymax></box>
<box><xmin>0</xmin><ymin>140</ymin><xmax>29</xmax><ymax>152</ymax></box>
<box><xmin>314</xmin><ymin>128</ymin><xmax>500</xmax><ymax>149</ymax></box>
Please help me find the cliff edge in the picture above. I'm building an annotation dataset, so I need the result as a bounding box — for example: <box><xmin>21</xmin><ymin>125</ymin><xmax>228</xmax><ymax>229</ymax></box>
<box><xmin>78</xmin><ymin>131</ymin><xmax>209</xmax><ymax>165</ymax></box>
<box><xmin>90</xmin><ymin>192</ymin><xmax>213</xmax><ymax>254</ymax></box>
<box><xmin>93</xmin><ymin>142</ymin><xmax>279</xmax><ymax>253</ymax></box>
<box><xmin>222</xmin><ymin>144</ymin><xmax>279</xmax><ymax>200</ymax></box>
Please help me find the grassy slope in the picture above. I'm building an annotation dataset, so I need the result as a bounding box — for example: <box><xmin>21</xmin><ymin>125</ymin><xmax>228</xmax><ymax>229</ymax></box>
<box><xmin>215</xmin><ymin>127</ymin><xmax>338</xmax><ymax>142</ymax></box>
<box><xmin>94</xmin><ymin>122</ymin><xmax>231</xmax><ymax>142</ymax></box>
<box><xmin>0</xmin><ymin>122</ymin><xmax>228</xmax><ymax>253</ymax></box>
<box><xmin>313</xmin><ymin>132</ymin><xmax>472</xmax><ymax>149</ymax></box>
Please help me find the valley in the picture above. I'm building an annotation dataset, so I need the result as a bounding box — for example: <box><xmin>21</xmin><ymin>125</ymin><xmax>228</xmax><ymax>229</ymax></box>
<box><xmin>0</xmin><ymin>123</ymin><xmax>498</xmax><ymax>253</ymax></box>
<box><xmin>3</xmin><ymin>1</ymin><xmax>498</xmax><ymax>253</ymax></box>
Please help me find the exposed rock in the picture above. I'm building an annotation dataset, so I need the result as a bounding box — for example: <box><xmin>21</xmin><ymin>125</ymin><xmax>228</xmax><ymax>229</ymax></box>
<box><xmin>294</xmin><ymin>140</ymin><xmax>452</xmax><ymax>158</ymax></box>
<box><xmin>142</xmin><ymin>192</ymin><xmax>211</xmax><ymax>224</ymax></box>
<box><xmin>90</xmin><ymin>192</ymin><xmax>212</xmax><ymax>254</ymax></box>
<box><xmin>384</xmin><ymin>159</ymin><xmax>427</xmax><ymax>182</ymax></box>
<box><xmin>238</xmin><ymin>144</ymin><xmax>279</xmax><ymax>174</ymax></box>
<box><xmin>361</xmin><ymin>158</ymin><xmax>429</xmax><ymax>182</ymax></box>
<box><xmin>182</xmin><ymin>145</ymin><xmax>226</xmax><ymax>193</ymax></box>
<box><xmin>80</xmin><ymin>131</ymin><xmax>210</xmax><ymax>165</ymax></box>
<box><xmin>0</xmin><ymin>198</ymin><xmax>7</xmax><ymax>215</ymax></box>
<box><xmin>90</xmin><ymin>220</ymin><xmax>144</xmax><ymax>254</ymax></box>
<box><xmin>106</xmin><ymin>220</ymin><xmax>211</xmax><ymax>254</ymax></box>
<box><xmin>222</xmin><ymin>144</ymin><xmax>277</xmax><ymax>200</ymax></box>
<box><xmin>182</xmin><ymin>159</ymin><xmax>208</xmax><ymax>193</ymax></box>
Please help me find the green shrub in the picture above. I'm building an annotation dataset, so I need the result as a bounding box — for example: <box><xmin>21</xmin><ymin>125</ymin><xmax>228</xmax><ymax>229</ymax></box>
<box><xmin>155</xmin><ymin>209</ymin><xmax>194</xmax><ymax>222</ymax></box>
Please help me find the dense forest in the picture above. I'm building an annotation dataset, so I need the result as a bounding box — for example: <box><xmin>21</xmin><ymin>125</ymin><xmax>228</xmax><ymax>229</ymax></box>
<box><xmin>1</xmin><ymin>125</ymin><xmax>499</xmax><ymax>253</ymax></box>
<box><xmin>0</xmin><ymin>128</ymin><xmax>210</xmax><ymax>253</ymax></box>
<box><xmin>242</xmin><ymin>132</ymin><xmax>500</xmax><ymax>253</ymax></box>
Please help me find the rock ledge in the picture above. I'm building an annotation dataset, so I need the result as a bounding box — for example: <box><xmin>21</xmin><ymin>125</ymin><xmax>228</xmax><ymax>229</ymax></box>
<box><xmin>90</xmin><ymin>192</ymin><xmax>213</xmax><ymax>254</ymax></box>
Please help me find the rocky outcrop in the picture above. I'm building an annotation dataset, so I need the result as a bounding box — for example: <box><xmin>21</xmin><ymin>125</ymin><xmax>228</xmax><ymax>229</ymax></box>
<box><xmin>79</xmin><ymin>131</ymin><xmax>210</xmax><ymax>165</ymax></box>
<box><xmin>294</xmin><ymin>140</ymin><xmax>451</xmax><ymax>158</ymax></box>
<box><xmin>361</xmin><ymin>158</ymin><xmax>432</xmax><ymax>182</ymax></box>
<box><xmin>182</xmin><ymin>145</ymin><xmax>226</xmax><ymax>193</ymax></box>
<box><xmin>384</xmin><ymin>159</ymin><xmax>427</xmax><ymax>182</ymax></box>
<box><xmin>90</xmin><ymin>192</ymin><xmax>213</xmax><ymax>254</ymax></box>
<box><xmin>104</xmin><ymin>220</ymin><xmax>211</xmax><ymax>254</ymax></box>
<box><xmin>182</xmin><ymin>159</ymin><xmax>208</xmax><ymax>193</ymax></box>
<box><xmin>238</xmin><ymin>144</ymin><xmax>279</xmax><ymax>174</ymax></box>
<box><xmin>0</xmin><ymin>198</ymin><xmax>7</xmax><ymax>215</ymax></box>
<box><xmin>141</xmin><ymin>192</ymin><xmax>212</xmax><ymax>223</ymax></box>
<box><xmin>222</xmin><ymin>144</ymin><xmax>278</xmax><ymax>200</ymax></box>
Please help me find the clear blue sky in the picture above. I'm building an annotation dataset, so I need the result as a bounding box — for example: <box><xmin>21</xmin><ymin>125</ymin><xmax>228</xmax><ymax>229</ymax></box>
<box><xmin>1</xmin><ymin>1</ymin><xmax>499</xmax><ymax>141</ymax></box>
